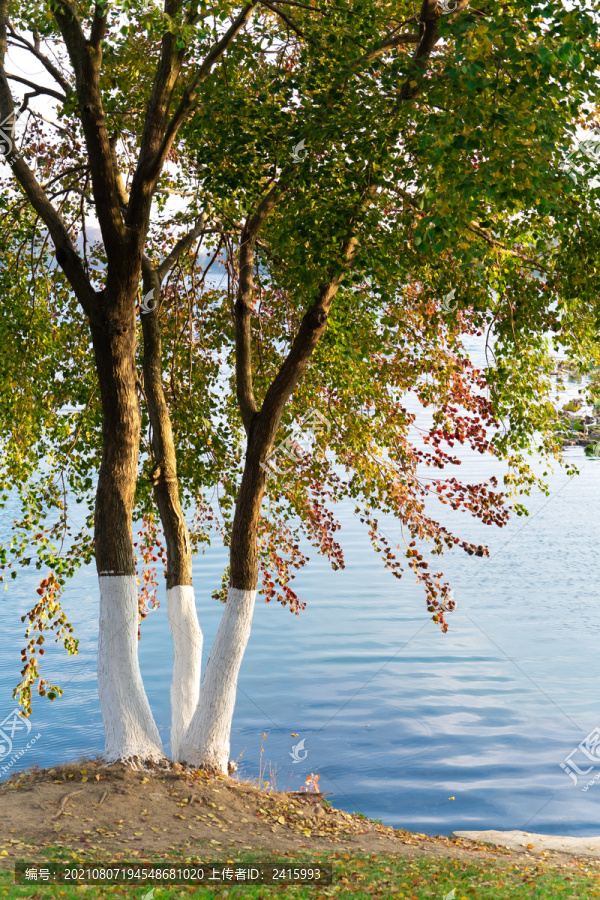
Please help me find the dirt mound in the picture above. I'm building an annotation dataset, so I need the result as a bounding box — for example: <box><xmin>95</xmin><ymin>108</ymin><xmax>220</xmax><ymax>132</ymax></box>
<box><xmin>0</xmin><ymin>758</ymin><xmax>417</xmax><ymax>862</ymax></box>
<box><xmin>4</xmin><ymin>759</ymin><xmax>588</xmax><ymax>871</ymax></box>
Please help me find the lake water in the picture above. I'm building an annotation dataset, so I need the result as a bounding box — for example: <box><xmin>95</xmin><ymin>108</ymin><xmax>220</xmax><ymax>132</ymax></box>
<box><xmin>2</xmin><ymin>340</ymin><xmax>600</xmax><ymax>837</ymax></box>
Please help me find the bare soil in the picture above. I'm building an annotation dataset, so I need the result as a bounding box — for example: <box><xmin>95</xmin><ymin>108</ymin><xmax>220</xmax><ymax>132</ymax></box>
<box><xmin>0</xmin><ymin>759</ymin><xmax>596</xmax><ymax>871</ymax></box>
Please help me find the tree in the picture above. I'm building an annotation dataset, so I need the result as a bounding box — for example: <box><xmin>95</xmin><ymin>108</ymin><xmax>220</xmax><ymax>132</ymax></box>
<box><xmin>1</xmin><ymin>0</ymin><xmax>598</xmax><ymax>774</ymax></box>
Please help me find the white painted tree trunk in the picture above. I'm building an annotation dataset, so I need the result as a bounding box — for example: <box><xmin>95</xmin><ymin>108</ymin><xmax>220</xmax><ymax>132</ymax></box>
<box><xmin>179</xmin><ymin>587</ymin><xmax>256</xmax><ymax>773</ymax></box>
<box><xmin>98</xmin><ymin>576</ymin><xmax>164</xmax><ymax>763</ymax></box>
<box><xmin>167</xmin><ymin>585</ymin><xmax>203</xmax><ymax>761</ymax></box>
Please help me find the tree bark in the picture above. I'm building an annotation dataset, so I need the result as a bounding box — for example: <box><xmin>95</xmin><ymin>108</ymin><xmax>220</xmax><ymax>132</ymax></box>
<box><xmin>178</xmin><ymin>586</ymin><xmax>255</xmax><ymax>772</ymax></box>
<box><xmin>92</xmin><ymin>302</ymin><xmax>164</xmax><ymax>763</ymax></box>
<box><xmin>140</xmin><ymin>264</ymin><xmax>202</xmax><ymax>761</ymax></box>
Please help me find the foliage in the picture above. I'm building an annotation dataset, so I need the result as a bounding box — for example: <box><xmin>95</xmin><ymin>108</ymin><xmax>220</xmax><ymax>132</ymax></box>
<box><xmin>2</xmin><ymin>0</ymin><xmax>600</xmax><ymax>705</ymax></box>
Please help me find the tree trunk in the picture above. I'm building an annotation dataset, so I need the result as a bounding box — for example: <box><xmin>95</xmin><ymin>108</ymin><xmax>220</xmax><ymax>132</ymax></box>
<box><xmin>92</xmin><ymin>306</ymin><xmax>163</xmax><ymax>763</ymax></box>
<box><xmin>140</xmin><ymin>269</ymin><xmax>203</xmax><ymax>761</ymax></box>
<box><xmin>167</xmin><ymin>585</ymin><xmax>203</xmax><ymax>760</ymax></box>
<box><xmin>179</xmin><ymin>450</ymin><xmax>265</xmax><ymax>773</ymax></box>
<box><xmin>178</xmin><ymin>586</ymin><xmax>256</xmax><ymax>772</ymax></box>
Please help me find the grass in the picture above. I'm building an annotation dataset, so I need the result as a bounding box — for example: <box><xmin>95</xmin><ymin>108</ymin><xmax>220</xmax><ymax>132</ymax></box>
<box><xmin>1</xmin><ymin>847</ymin><xmax>600</xmax><ymax>898</ymax></box>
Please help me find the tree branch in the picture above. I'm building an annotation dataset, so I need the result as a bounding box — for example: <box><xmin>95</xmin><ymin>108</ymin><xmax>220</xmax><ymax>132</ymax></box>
<box><xmin>235</xmin><ymin>184</ymin><xmax>283</xmax><ymax>433</ymax></box>
<box><xmin>396</xmin><ymin>187</ymin><xmax>545</xmax><ymax>269</ymax></box>
<box><xmin>90</xmin><ymin>2</ymin><xmax>107</xmax><ymax>50</ymax></box>
<box><xmin>396</xmin><ymin>0</ymin><xmax>471</xmax><ymax>101</ymax></box>
<box><xmin>355</xmin><ymin>32</ymin><xmax>420</xmax><ymax>66</ymax></box>
<box><xmin>5</xmin><ymin>72</ymin><xmax>66</xmax><ymax>103</ymax></box>
<box><xmin>157</xmin><ymin>210</ymin><xmax>209</xmax><ymax>281</ymax></box>
<box><xmin>52</xmin><ymin>0</ymin><xmax>127</xmax><ymax>260</ymax></box>
<box><xmin>257</xmin><ymin>233</ymin><xmax>361</xmax><ymax>444</ymax></box>
<box><xmin>0</xmin><ymin>2</ymin><xmax>96</xmax><ymax>319</ymax></box>
<box><xmin>127</xmin><ymin>2</ymin><xmax>257</xmax><ymax>230</ymax></box>
<box><xmin>8</xmin><ymin>25</ymin><xmax>73</xmax><ymax>95</ymax></box>
<box><xmin>259</xmin><ymin>0</ymin><xmax>305</xmax><ymax>38</ymax></box>
<box><xmin>466</xmin><ymin>221</ymin><xmax>549</xmax><ymax>270</ymax></box>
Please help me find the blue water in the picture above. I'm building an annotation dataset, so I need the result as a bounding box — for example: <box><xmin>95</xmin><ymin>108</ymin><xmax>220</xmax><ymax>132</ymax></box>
<box><xmin>2</xmin><ymin>353</ymin><xmax>600</xmax><ymax>836</ymax></box>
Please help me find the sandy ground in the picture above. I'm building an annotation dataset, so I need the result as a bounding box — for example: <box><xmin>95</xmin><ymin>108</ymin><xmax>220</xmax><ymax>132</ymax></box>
<box><xmin>453</xmin><ymin>829</ymin><xmax>600</xmax><ymax>858</ymax></box>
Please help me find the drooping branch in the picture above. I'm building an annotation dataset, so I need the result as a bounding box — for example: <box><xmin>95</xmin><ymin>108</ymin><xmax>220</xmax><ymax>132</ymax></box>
<box><xmin>396</xmin><ymin>187</ymin><xmax>546</xmax><ymax>270</ymax></box>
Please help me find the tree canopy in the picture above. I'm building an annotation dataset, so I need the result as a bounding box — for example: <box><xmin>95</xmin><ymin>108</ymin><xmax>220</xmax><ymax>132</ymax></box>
<box><xmin>1</xmin><ymin>0</ymin><xmax>599</xmax><ymax>730</ymax></box>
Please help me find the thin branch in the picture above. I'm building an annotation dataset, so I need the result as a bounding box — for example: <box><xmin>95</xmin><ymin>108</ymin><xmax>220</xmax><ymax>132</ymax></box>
<box><xmin>466</xmin><ymin>221</ymin><xmax>549</xmax><ymax>270</ymax></box>
<box><xmin>7</xmin><ymin>25</ymin><xmax>72</xmax><ymax>94</ymax></box>
<box><xmin>259</xmin><ymin>0</ymin><xmax>305</xmax><ymax>38</ymax></box>
<box><xmin>5</xmin><ymin>72</ymin><xmax>66</xmax><ymax>103</ymax></box>
<box><xmin>128</xmin><ymin>2</ymin><xmax>257</xmax><ymax>227</ymax></box>
<box><xmin>0</xmin><ymin>3</ymin><xmax>96</xmax><ymax>318</ymax></box>
<box><xmin>355</xmin><ymin>32</ymin><xmax>420</xmax><ymax>66</ymax></box>
<box><xmin>157</xmin><ymin>210</ymin><xmax>209</xmax><ymax>281</ymax></box>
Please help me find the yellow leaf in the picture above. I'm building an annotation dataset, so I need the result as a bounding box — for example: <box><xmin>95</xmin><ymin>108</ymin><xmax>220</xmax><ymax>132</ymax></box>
<box><xmin>409</xmin><ymin>80</ymin><xmax>418</xmax><ymax>87</ymax></box>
